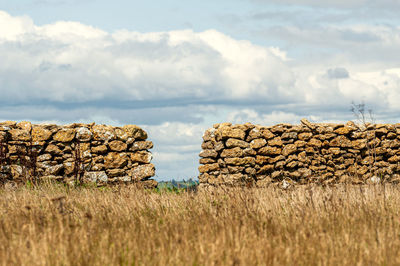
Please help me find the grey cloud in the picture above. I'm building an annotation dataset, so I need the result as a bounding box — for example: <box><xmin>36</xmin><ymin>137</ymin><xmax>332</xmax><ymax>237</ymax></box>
<box><xmin>326</xmin><ymin>68</ymin><xmax>350</xmax><ymax>79</ymax></box>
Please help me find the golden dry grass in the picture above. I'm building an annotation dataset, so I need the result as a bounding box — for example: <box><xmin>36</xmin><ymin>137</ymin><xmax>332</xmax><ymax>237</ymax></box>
<box><xmin>0</xmin><ymin>183</ymin><xmax>400</xmax><ymax>265</ymax></box>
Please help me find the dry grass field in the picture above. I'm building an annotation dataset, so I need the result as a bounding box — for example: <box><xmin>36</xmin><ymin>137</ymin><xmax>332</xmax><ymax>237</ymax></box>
<box><xmin>1</xmin><ymin>183</ymin><xmax>400</xmax><ymax>265</ymax></box>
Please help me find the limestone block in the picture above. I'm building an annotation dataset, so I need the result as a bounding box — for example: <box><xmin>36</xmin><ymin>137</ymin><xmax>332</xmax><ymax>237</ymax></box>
<box><xmin>91</xmin><ymin>145</ymin><xmax>108</xmax><ymax>154</ymax></box>
<box><xmin>220</xmin><ymin>147</ymin><xmax>243</xmax><ymax>158</ymax></box>
<box><xmin>9</xmin><ymin>129</ymin><xmax>30</xmax><ymax>141</ymax></box>
<box><xmin>108</xmin><ymin>140</ymin><xmax>127</xmax><ymax>152</ymax></box>
<box><xmin>268</xmin><ymin>137</ymin><xmax>283</xmax><ymax>146</ymax></box>
<box><xmin>250</xmin><ymin>138</ymin><xmax>267</xmax><ymax>149</ymax></box>
<box><xmin>92</xmin><ymin>125</ymin><xmax>116</xmax><ymax>141</ymax></box>
<box><xmin>258</xmin><ymin>146</ymin><xmax>282</xmax><ymax>156</ymax></box>
<box><xmin>282</xmin><ymin>144</ymin><xmax>297</xmax><ymax>156</ymax></box>
<box><xmin>199</xmin><ymin>149</ymin><xmax>218</xmax><ymax>158</ymax></box>
<box><xmin>45</xmin><ymin>144</ymin><xmax>63</xmax><ymax>156</ymax></box>
<box><xmin>247</xmin><ymin>127</ymin><xmax>263</xmax><ymax>141</ymax></box>
<box><xmin>17</xmin><ymin>121</ymin><xmax>32</xmax><ymax>132</ymax></box>
<box><xmin>199</xmin><ymin>158</ymin><xmax>216</xmax><ymax>164</ymax></box>
<box><xmin>114</xmin><ymin>127</ymin><xmax>129</xmax><ymax>141</ymax></box>
<box><xmin>224</xmin><ymin>157</ymin><xmax>255</xmax><ymax>166</ymax></box>
<box><xmin>130</xmin><ymin>141</ymin><xmax>153</xmax><ymax>151</ymax></box>
<box><xmin>84</xmin><ymin>171</ymin><xmax>108</xmax><ymax>183</ymax></box>
<box><xmin>226</xmin><ymin>138</ymin><xmax>250</xmax><ymax>149</ymax></box>
<box><xmin>123</xmin><ymin>125</ymin><xmax>147</xmax><ymax>140</ymax></box>
<box><xmin>198</xmin><ymin>163</ymin><xmax>220</xmax><ymax>173</ymax></box>
<box><xmin>216</xmin><ymin>126</ymin><xmax>245</xmax><ymax>140</ymax></box>
<box><xmin>130</xmin><ymin>164</ymin><xmax>155</xmax><ymax>181</ymax></box>
<box><xmin>298</xmin><ymin>132</ymin><xmax>313</xmax><ymax>141</ymax></box>
<box><xmin>76</xmin><ymin>127</ymin><xmax>92</xmax><ymax>142</ymax></box>
<box><xmin>104</xmin><ymin>152</ymin><xmax>129</xmax><ymax>169</ymax></box>
<box><xmin>131</xmin><ymin>151</ymin><xmax>152</xmax><ymax>164</ymax></box>
<box><xmin>53</xmin><ymin>129</ymin><xmax>76</xmax><ymax>142</ymax></box>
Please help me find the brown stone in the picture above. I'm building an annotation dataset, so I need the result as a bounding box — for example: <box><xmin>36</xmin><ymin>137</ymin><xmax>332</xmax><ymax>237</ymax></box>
<box><xmin>199</xmin><ymin>149</ymin><xmax>218</xmax><ymax>158</ymax></box>
<box><xmin>282</xmin><ymin>144</ymin><xmax>297</xmax><ymax>156</ymax></box>
<box><xmin>9</xmin><ymin>129</ymin><xmax>30</xmax><ymax>141</ymax></box>
<box><xmin>300</xmin><ymin>118</ymin><xmax>315</xmax><ymax>130</ymax></box>
<box><xmin>224</xmin><ymin>157</ymin><xmax>255</xmax><ymax>166</ymax></box>
<box><xmin>108</xmin><ymin>140</ymin><xmax>128</xmax><ymax>152</ymax></box>
<box><xmin>199</xmin><ymin>158</ymin><xmax>216</xmax><ymax>164</ymax></box>
<box><xmin>198</xmin><ymin>163</ymin><xmax>220</xmax><ymax>173</ymax></box>
<box><xmin>257</xmin><ymin>164</ymin><xmax>274</xmax><ymax>174</ymax></box>
<box><xmin>226</xmin><ymin>138</ymin><xmax>250</xmax><ymax>148</ymax></box>
<box><xmin>53</xmin><ymin>129</ymin><xmax>75</xmax><ymax>142</ymax></box>
<box><xmin>31</xmin><ymin>127</ymin><xmax>52</xmax><ymax>142</ymax></box>
<box><xmin>247</xmin><ymin>127</ymin><xmax>263</xmax><ymax>141</ymax></box>
<box><xmin>17</xmin><ymin>121</ymin><xmax>32</xmax><ymax>132</ymax></box>
<box><xmin>243</xmin><ymin>148</ymin><xmax>256</xmax><ymax>156</ymax></box>
<box><xmin>298</xmin><ymin>132</ymin><xmax>313</xmax><ymax>141</ymax></box>
<box><xmin>131</xmin><ymin>151</ymin><xmax>152</xmax><ymax>163</ymax></box>
<box><xmin>388</xmin><ymin>155</ymin><xmax>400</xmax><ymax>163</ymax></box>
<box><xmin>114</xmin><ymin>127</ymin><xmax>129</xmax><ymax>141</ymax></box>
<box><xmin>268</xmin><ymin>137</ymin><xmax>283</xmax><ymax>146</ymax></box>
<box><xmin>123</xmin><ymin>125</ymin><xmax>147</xmax><ymax>140</ymax></box>
<box><xmin>201</xmin><ymin>141</ymin><xmax>214</xmax><ymax>150</ymax></box>
<box><xmin>255</xmin><ymin>155</ymin><xmax>270</xmax><ymax>165</ymax></box>
<box><xmin>334</xmin><ymin>126</ymin><xmax>355</xmax><ymax>135</ymax></box>
<box><xmin>221</xmin><ymin>147</ymin><xmax>243</xmax><ymax>158</ymax></box>
<box><xmin>203</xmin><ymin>128</ymin><xmax>216</xmax><ymax>141</ymax></box>
<box><xmin>259</xmin><ymin>146</ymin><xmax>282</xmax><ymax>156</ymax></box>
<box><xmin>216</xmin><ymin>126</ymin><xmax>245</xmax><ymax>140</ymax></box>
<box><xmin>330</xmin><ymin>135</ymin><xmax>352</xmax><ymax>148</ymax></box>
<box><xmin>104</xmin><ymin>152</ymin><xmax>129</xmax><ymax>169</ymax></box>
<box><xmin>45</xmin><ymin>144</ymin><xmax>63</xmax><ymax>156</ymax></box>
<box><xmin>261</xmin><ymin>129</ymin><xmax>275</xmax><ymax>140</ymax></box>
<box><xmin>91</xmin><ymin>145</ymin><xmax>108</xmax><ymax>154</ymax></box>
<box><xmin>250</xmin><ymin>138</ymin><xmax>267</xmax><ymax>149</ymax></box>
<box><xmin>308</xmin><ymin>138</ymin><xmax>322</xmax><ymax>148</ymax></box>
<box><xmin>106</xmin><ymin>168</ymin><xmax>126</xmax><ymax>177</ymax></box>
<box><xmin>352</xmin><ymin>139</ymin><xmax>366</xmax><ymax>149</ymax></box>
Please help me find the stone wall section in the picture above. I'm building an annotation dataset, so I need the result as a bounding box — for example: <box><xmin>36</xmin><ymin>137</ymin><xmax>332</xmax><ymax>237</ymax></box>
<box><xmin>199</xmin><ymin>120</ymin><xmax>400</xmax><ymax>187</ymax></box>
<box><xmin>0</xmin><ymin>121</ymin><xmax>156</xmax><ymax>187</ymax></box>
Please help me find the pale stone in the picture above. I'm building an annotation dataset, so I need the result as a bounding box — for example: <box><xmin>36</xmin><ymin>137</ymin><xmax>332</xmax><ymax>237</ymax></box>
<box><xmin>130</xmin><ymin>141</ymin><xmax>153</xmax><ymax>151</ymax></box>
<box><xmin>76</xmin><ymin>127</ymin><xmax>92</xmax><ymax>142</ymax></box>
<box><xmin>131</xmin><ymin>151</ymin><xmax>152</xmax><ymax>163</ymax></box>
<box><xmin>92</xmin><ymin>125</ymin><xmax>116</xmax><ymax>141</ymax></box>
<box><xmin>130</xmin><ymin>164</ymin><xmax>155</xmax><ymax>181</ymax></box>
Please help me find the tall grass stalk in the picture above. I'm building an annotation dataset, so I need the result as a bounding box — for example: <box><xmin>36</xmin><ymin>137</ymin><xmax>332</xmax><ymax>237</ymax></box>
<box><xmin>0</xmin><ymin>184</ymin><xmax>400</xmax><ymax>265</ymax></box>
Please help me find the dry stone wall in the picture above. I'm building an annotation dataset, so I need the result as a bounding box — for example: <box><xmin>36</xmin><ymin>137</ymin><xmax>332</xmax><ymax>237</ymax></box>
<box><xmin>0</xmin><ymin>121</ymin><xmax>156</xmax><ymax>187</ymax></box>
<box><xmin>199</xmin><ymin>119</ymin><xmax>400</xmax><ymax>187</ymax></box>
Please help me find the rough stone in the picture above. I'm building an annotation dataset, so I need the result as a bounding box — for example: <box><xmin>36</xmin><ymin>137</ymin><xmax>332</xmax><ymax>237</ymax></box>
<box><xmin>9</xmin><ymin>129</ymin><xmax>30</xmax><ymax>141</ymax></box>
<box><xmin>130</xmin><ymin>164</ymin><xmax>155</xmax><ymax>181</ymax></box>
<box><xmin>53</xmin><ymin>129</ymin><xmax>76</xmax><ymax>142</ymax></box>
<box><xmin>108</xmin><ymin>140</ymin><xmax>128</xmax><ymax>152</ymax></box>
<box><xmin>131</xmin><ymin>151</ymin><xmax>152</xmax><ymax>164</ymax></box>
<box><xmin>104</xmin><ymin>152</ymin><xmax>129</xmax><ymax>169</ymax></box>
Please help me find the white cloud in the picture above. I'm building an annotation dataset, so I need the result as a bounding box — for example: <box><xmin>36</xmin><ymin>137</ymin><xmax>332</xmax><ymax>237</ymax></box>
<box><xmin>2</xmin><ymin>10</ymin><xmax>400</xmax><ymax>180</ymax></box>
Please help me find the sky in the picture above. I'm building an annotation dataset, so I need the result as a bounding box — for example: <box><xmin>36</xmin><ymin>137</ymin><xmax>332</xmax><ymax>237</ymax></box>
<box><xmin>1</xmin><ymin>0</ymin><xmax>400</xmax><ymax>180</ymax></box>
